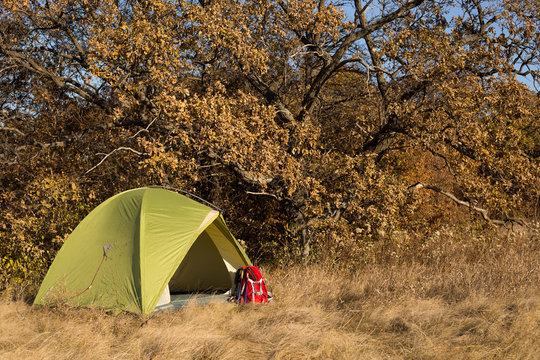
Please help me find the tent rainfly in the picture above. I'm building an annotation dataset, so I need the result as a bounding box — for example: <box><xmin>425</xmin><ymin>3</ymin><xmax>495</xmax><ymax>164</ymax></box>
<box><xmin>33</xmin><ymin>187</ymin><xmax>251</xmax><ymax>314</ymax></box>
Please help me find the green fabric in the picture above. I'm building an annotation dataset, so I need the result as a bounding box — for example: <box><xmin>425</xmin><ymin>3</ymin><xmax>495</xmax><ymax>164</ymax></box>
<box><xmin>33</xmin><ymin>188</ymin><xmax>251</xmax><ymax>314</ymax></box>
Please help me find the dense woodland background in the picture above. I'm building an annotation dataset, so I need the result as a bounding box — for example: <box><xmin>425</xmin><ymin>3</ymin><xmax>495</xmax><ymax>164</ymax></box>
<box><xmin>0</xmin><ymin>0</ymin><xmax>538</xmax><ymax>291</ymax></box>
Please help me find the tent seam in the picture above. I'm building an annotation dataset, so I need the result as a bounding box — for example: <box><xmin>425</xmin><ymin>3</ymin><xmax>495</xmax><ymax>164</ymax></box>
<box><xmin>139</xmin><ymin>189</ymin><xmax>146</xmax><ymax>313</ymax></box>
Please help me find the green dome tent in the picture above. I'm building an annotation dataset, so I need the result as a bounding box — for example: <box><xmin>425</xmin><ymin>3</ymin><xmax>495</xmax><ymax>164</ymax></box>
<box><xmin>33</xmin><ymin>187</ymin><xmax>251</xmax><ymax>314</ymax></box>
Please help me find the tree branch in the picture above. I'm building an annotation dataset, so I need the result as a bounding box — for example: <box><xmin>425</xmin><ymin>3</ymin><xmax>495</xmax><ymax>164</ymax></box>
<box><xmin>0</xmin><ymin>45</ymin><xmax>104</xmax><ymax>107</ymax></box>
<box><xmin>10</xmin><ymin>119</ymin><xmax>148</xmax><ymax>152</ymax></box>
<box><xmin>246</xmin><ymin>191</ymin><xmax>281</xmax><ymax>200</ymax></box>
<box><xmin>423</xmin><ymin>146</ymin><xmax>460</xmax><ymax>183</ymax></box>
<box><xmin>407</xmin><ymin>182</ymin><xmax>527</xmax><ymax>226</ymax></box>
<box><xmin>357</xmin><ymin>1</ymin><xmax>389</xmax><ymax>102</ymax></box>
<box><xmin>244</xmin><ymin>72</ymin><xmax>295</xmax><ymax>125</ymax></box>
<box><xmin>85</xmin><ymin>147</ymin><xmax>147</xmax><ymax>175</ymax></box>
<box><xmin>300</xmin><ymin>0</ymin><xmax>425</xmax><ymax>118</ymax></box>
<box><xmin>0</xmin><ymin>126</ymin><xmax>26</xmax><ymax>137</ymax></box>
<box><xmin>130</xmin><ymin>117</ymin><xmax>157</xmax><ymax>139</ymax></box>
<box><xmin>206</xmin><ymin>149</ymin><xmax>274</xmax><ymax>187</ymax></box>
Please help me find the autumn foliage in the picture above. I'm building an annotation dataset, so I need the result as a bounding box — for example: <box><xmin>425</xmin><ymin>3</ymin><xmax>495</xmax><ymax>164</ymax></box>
<box><xmin>0</xmin><ymin>0</ymin><xmax>539</xmax><ymax>289</ymax></box>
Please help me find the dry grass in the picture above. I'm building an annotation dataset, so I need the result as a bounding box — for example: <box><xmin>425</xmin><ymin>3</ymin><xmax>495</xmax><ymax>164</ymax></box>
<box><xmin>1</xmin><ymin>231</ymin><xmax>539</xmax><ymax>359</ymax></box>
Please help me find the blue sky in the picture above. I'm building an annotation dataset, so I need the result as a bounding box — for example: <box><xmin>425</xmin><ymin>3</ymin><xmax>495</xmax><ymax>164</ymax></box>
<box><xmin>339</xmin><ymin>1</ymin><xmax>537</xmax><ymax>90</ymax></box>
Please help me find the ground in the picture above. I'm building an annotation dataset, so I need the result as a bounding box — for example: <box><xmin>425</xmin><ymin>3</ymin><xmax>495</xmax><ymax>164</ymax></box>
<box><xmin>1</xmin><ymin>232</ymin><xmax>539</xmax><ymax>359</ymax></box>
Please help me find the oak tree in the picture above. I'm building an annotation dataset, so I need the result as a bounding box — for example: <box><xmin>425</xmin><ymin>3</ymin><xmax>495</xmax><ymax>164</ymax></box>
<box><xmin>1</xmin><ymin>0</ymin><xmax>538</xmax><ymax>285</ymax></box>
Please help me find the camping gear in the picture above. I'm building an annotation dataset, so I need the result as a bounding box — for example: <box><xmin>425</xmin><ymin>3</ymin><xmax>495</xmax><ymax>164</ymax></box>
<box><xmin>232</xmin><ymin>266</ymin><xmax>269</xmax><ymax>304</ymax></box>
<box><xmin>33</xmin><ymin>187</ymin><xmax>251</xmax><ymax>314</ymax></box>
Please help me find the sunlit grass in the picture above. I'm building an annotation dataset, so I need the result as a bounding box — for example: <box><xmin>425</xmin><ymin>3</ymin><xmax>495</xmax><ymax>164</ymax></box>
<box><xmin>1</xmin><ymin>231</ymin><xmax>538</xmax><ymax>359</ymax></box>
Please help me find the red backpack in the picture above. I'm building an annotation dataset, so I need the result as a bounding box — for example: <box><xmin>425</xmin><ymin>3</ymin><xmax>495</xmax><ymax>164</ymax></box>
<box><xmin>233</xmin><ymin>266</ymin><xmax>269</xmax><ymax>305</ymax></box>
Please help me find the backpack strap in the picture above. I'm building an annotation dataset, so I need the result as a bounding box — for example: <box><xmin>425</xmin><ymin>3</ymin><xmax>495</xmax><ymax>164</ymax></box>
<box><xmin>236</xmin><ymin>267</ymin><xmax>245</xmax><ymax>305</ymax></box>
<box><xmin>247</xmin><ymin>278</ymin><xmax>265</xmax><ymax>302</ymax></box>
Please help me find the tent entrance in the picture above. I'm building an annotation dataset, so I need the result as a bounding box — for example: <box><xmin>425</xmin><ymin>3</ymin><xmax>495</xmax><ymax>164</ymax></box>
<box><xmin>156</xmin><ymin>230</ymin><xmax>234</xmax><ymax>307</ymax></box>
<box><xmin>155</xmin><ymin>219</ymin><xmax>249</xmax><ymax>309</ymax></box>
<box><xmin>169</xmin><ymin>230</ymin><xmax>232</xmax><ymax>293</ymax></box>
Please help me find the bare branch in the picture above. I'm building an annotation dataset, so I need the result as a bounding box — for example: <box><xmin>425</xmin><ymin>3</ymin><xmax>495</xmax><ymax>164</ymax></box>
<box><xmin>0</xmin><ymin>45</ymin><xmax>104</xmax><ymax>107</ymax></box>
<box><xmin>130</xmin><ymin>117</ymin><xmax>157</xmax><ymax>139</ymax></box>
<box><xmin>301</xmin><ymin>0</ymin><xmax>425</xmax><ymax>117</ymax></box>
<box><xmin>471</xmin><ymin>0</ymin><xmax>485</xmax><ymax>28</ymax></box>
<box><xmin>0</xmin><ymin>126</ymin><xmax>26</xmax><ymax>136</ymax></box>
<box><xmin>85</xmin><ymin>147</ymin><xmax>147</xmax><ymax>175</ymax></box>
<box><xmin>198</xmin><ymin>163</ymin><xmax>221</xmax><ymax>169</ymax></box>
<box><xmin>357</xmin><ymin>0</ymin><xmax>389</xmax><ymax>102</ymax></box>
<box><xmin>11</xmin><ymin>119</ymin><xmax>149</xmax><ymax>153</ymax></box>
<box><xmin>423</xmin><ymin>146</ymin><xmax>460</xmax><ymax>183</ymax></box>
<box><xmin>407</xmin><ymin>182</ymin><xmax>527</xmax><ymax>226</ymax></box>
<box><xmin>354</xmin><ymin>0</ymin><xmax>376</xmax><ymax>21</ymax></box>
<box><xmin>64</xmin><ymin>27</ymin><xmax>86</xmax><ymax>62</ymax></box>
<box><xmin>244</xmin><ymin>72</ymin><xmax>295</xmax><ymax>125</ymax></box>
<box><xmin>206</xmin><ymin>149</ymin><xmax>274</xmax><ymax>187</ymax></box>
<box><xmin>0</xmin><ymin>65</ymin><xmax>17</xmax><ymax>74</ymax></box>
<box><xmin>246</xmin><ymin>191</ymin><xmax>281</xmax><ymax>200</ymax></box>
<box><xmin>459</xmin><ymin>12</ymin><xmax>505</xmax><ymax>45</ymax></box>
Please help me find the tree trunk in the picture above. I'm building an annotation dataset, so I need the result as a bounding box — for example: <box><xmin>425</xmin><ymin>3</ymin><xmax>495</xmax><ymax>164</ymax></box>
<box><xmin>288</xmin><ymin>187</ymin><xmax>311</xmax><ymax>259</ymax></box>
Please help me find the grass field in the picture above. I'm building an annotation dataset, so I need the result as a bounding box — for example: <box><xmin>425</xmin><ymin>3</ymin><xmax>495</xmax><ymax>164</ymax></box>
<box><xmin>1</xmin><ymin>231</ymin><xmax>539</xmax><ymax>359</ymax></box>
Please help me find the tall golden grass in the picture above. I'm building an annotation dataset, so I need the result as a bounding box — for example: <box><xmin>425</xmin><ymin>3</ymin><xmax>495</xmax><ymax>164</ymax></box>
<box><xmin>1</xmin><ymin>229</ymin><xmax>538</xmax><ymax>359</ymax></box>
